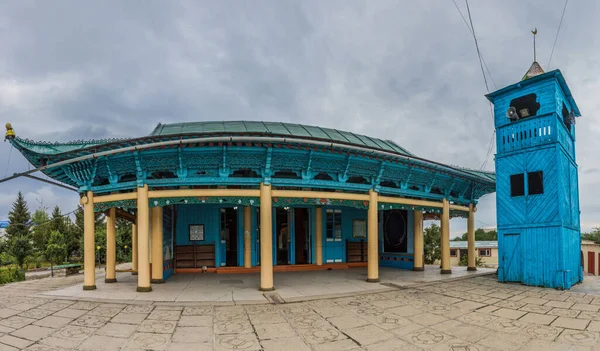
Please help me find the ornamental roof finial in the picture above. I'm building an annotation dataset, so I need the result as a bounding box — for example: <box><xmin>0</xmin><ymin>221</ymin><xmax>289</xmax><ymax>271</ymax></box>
<box><xmin>521</xmin><ymin>28</ymin><xmax>545</xmax><ymax>81</ymax></box>
<box><xmin>5</xmin><ymin>123</ymin><xmax>15</xmax><ymax>141</ymax></box>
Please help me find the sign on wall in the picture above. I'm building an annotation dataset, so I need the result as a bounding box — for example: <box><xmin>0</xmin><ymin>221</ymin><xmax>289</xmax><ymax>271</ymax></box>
<box><xmin>189</xmin><ymin>224</ymin><xmax>205</xmax><ymax>241</ymax></box>
<box><xmin>352</xmin><ymin>219</ymin><xmax>366</xmax><ymax>238</ymax></box>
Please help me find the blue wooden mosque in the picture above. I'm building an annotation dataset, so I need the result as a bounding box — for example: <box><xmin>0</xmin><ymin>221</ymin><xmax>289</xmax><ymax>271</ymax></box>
<box><xmin>5</xmin><ymin>119</ymin><xmax>495</xmax><ymax>292</ymax></box>
<box><xmin>487</xmin><ymin>62</ymin><xmax>583</xmax><ymax>289</ymax></box>
<box><xmin>3</xmin><ymin>61</ymin><xmax>583</xmax><ymax>292</ymax></box>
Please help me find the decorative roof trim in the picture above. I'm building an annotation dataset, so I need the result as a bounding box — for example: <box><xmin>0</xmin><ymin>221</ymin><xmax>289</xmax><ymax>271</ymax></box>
<box><xmin>9</xmin><ymin>134</ymin><xmax>495</xmax><ymax>186</ymax></box>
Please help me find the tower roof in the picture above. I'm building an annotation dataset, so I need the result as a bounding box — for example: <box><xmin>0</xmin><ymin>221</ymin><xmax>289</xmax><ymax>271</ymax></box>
<box><xmin>485</xmin><ymin>69</ymin><xmax>581</xmax><ymax>117</ymax></box>
<box><xmin>521</xmin><ymin>61</ymin><xmax>545</xmax><ymax>80</ymax></box>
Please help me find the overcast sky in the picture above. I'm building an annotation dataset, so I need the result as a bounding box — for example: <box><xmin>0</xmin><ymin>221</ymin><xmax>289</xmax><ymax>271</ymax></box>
<box><xmin>0</xmin><ymin>0</ymin><xmax>598</xmax><ymax>237</ymax></box>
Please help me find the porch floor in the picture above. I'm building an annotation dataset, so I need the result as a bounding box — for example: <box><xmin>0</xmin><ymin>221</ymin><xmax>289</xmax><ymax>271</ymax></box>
<box><xmin>39</xmin><ymin>265</ymin><xmax>495</xmax><ymax>303</ymax></box>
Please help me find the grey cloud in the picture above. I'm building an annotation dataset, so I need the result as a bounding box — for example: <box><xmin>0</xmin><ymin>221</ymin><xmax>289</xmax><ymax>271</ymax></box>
<box><xmin>0</xmin><ymin>0</ymin><xmax>598</xmax><ymax>235</ymax></box>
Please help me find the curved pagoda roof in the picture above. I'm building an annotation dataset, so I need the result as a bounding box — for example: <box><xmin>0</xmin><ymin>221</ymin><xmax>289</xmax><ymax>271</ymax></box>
<box><xmin>7</xmin><ymin>120</ymin><xmax>495</xmax><ymax>206</ymax></box>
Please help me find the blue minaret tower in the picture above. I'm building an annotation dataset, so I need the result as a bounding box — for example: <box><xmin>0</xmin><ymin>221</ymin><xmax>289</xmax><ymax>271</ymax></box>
<box><xmin>486</xmin><ymin>61</ymin><xmax>582</xmax><ymax>289</ymax></box>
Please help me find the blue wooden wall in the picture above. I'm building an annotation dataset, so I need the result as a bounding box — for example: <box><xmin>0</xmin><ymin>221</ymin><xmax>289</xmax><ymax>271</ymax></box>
<box><xmin>172</xmin><ymin>204</ymin><xmax>416</xmax><ymax>270</ymax></box>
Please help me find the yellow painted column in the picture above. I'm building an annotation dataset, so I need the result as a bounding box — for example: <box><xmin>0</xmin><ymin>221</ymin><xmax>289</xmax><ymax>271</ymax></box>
<box><xmin>131</xmin><ymin>222</ymin><xmax>138</xmax><ymax>275</ymax></box>
<box><xmin>413</xmin><ymin>210</ymin><xmax>424</xmax><ymax>271</ymax></box>
<box><xmin>243</xmin><ymin>207</ymin><xmax>252</xmax><ymax>268</ymax></box>
<box><xmin>467</xmin><ymin>204</ymin><xmax>477</xmax><ymax>271</ymax></box>
<box><xmin>137</xmin><ymin>185</ymin><xmax>152</xmax><ymax>292</ymax></box>
<box><xmin>151</xmin><ymin>206</ymin><xmax>164</xmax><ymax>283</ymax></box>
<box><xmin>315</xmin><ymin>207</ymin><xmax>323</xmax><ymax>266</ymax></box>
<box><xmin>82</xmin><ymin>191</ymin><xmax>96</xmax><ymax>290</ymax></box>
<box><xmin>259</xmin><ymin>183</ymin><xmax>274</xmax><ymax>291</ymax></box>
<box><xmin>441</xmin><ymin>198</ymin><xmax>451</xmax><ymax>274</ymax></box>
<box><xmin>367</xmin><ymin>189</ymin><xmax>379</xmax><ymax>282</ymax></box>
<box><xmin>105</xmin><ymin>207</ymin><xmax>117</xmax><ymax>283</ymax></box>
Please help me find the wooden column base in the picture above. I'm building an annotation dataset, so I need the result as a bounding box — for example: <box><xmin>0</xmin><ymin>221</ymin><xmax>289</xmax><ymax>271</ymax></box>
<box><xmin>259</xmin><ymin>287</ymin><xmax>275</xmax><ymax>292</ymax></box>
<box><xmin>413</xmin><ymin>267</ymin><xmax>424</xmax><ymax>271</ymax></box>
<box><xmin>131</xmin><ymin>271</ymin><xmax>138</xmax><ymax>275</ymax></box>
<box><xmin>151</xmin><ymin>279</ymin><xmax>164</xmax><ymax>284</ymax></box>
<box><xmin>136</xmin><ymin>286</ymin><xmax>152</xmax><ymax>292</ymax></box>
<box><xmin>366</xmin><ymin>278</ymin><xmax>380</xmax><ymax>283</ymax></box>
<box><xmin>83</xmin><ymin>285</ymin><xmax>96</xmax><ymax>290</ymax></box>
<box><xmin>467</xmin><ymin>267</ymin><xmax>477</xmax><ymax>271</ymax></box>
<box><xmin>105</xmin><ymin>278</ymin><xmax>117</xmax><ymax>283</ymax></box>
<box><xmin>441</xmin><ymin>269</ymin><xmax>452</xmax><ymax>274</ymax></box>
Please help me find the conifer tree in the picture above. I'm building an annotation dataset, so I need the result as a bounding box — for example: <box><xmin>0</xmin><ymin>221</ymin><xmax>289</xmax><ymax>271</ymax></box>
<box><xmin>6</xmin><ymin>192</ymin><xmax>32</xmax><ymax>268</ymax></box>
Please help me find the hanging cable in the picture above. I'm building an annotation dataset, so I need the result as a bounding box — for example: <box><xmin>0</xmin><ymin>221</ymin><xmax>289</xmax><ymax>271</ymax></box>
<box><xmin>4</xmin><ymin>144</ymin><xmax>13</xmax><ymax>178</ymax></box>
<box><xmin>452</xmin><ymin>0</ymin><xmax>497</xmax><ymax>170</ymax></box>
<box><xmin>480</xmin><ymin>130</ymin><xmax>496</xmax><ymax>169</ymax></box>
<box><xmin>464</xmin><ymin>0</ymin><xmax>490</xmax><ymax>93</ymax></box>
<box><xmin>548</xmin><ymin>0</ymin><xmax>569</xmax><ymax>69</ymax></box>
<box><xmin>451</xmin><ymin>0</ymin><xmax>497</xmax><ymax>89</ymax></box>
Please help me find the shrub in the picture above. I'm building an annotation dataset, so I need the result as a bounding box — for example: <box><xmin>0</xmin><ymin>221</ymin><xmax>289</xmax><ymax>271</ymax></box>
<box><xmin>459</xmin><ymin>254</ymin><xmax>484</xmax><ymax>267</ymax></box>
<box><xmin>0</xmin><ymin>266</ymin><xmax>26</xmax><ymax>284</ymax></box>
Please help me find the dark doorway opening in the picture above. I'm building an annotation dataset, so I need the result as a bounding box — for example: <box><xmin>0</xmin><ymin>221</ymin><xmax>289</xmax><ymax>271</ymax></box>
<box><xmin>276</xmin><ymin>208</ymin><xmax>290</xmax><ymax>265</ymax></box>
<box><xmin>294</xmin><ymin>208</ymin><xmax>310</xmax><ymax>264</ymax></box>
<box><xmin>383</xmin><ymin>209</ymin><xmax>408</xmax><ymax>253</ymax></box>
<box><xmin>221</xmin><ymin>208</ymin><xmax>239</xmax><ymax>266</ymax></box>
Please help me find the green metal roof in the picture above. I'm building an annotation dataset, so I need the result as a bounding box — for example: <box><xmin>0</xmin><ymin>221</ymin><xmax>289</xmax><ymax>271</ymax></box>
<box><xmin>8</xmin><ymin>120</ymin><xmax>495</xmax><ymax>188</ymax></box>
<box><xmin>150</xmin><ymin>121</ymin><xmax>414</xmax><ymax>156</ymax></box>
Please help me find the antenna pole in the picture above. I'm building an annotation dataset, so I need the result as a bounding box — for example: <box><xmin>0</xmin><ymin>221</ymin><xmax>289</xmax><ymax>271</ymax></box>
<box><xmin>532</xmin><ymin>28</ymin><xmax>538</xmax><ymax>62</ymax></box>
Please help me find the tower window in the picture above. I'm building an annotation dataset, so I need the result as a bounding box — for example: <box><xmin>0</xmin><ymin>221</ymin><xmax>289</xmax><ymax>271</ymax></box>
<box><xmin>510</xmin><ymin>94</ymin><xmax>540</xmax><ymax>120</ymax></box>
<box><xmin>562</xmin><ymin>103</ymin><xmax>572</xmax><ymax>132</ymax></box>
<box><xmin>510</xmin><ymin>174</ymin><xmax>525</xmax><ymax>197</ymax></box>
<box><xmin>528</xmin><ymin>171</ymin><xmax>544</xmax><ymax>195</ymax></box>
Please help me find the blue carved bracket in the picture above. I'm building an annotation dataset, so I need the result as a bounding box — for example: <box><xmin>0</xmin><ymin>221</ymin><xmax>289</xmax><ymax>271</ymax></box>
<box><xmin>424</xmin><ymin>172</ymin><xmax>437</xmax><ymax>193</ymax></box>
<box><xmin>400</xmin><ymin>167</ymin><xmax>414</xmax><ymax>190</ymax></box>
<box><xmin>261</xmin><ymin>147</ymin><xmax>273</xmax><ymax>185</ymax></box>
<box><xmin>219</xmin><ymin>145</ymin><xmax>231</xmax><ymax>178</ymax></box>
<box><xmin>134</xmin><ymin>150</ymin><xmax>147</xmax><ymax>187</ymax></box>
<box><xmin>61</xmin><ymin>165</ymin><xmax>85</xmax><ymax>188</ymax></box>
<box><xmin>105</xmin><ymin>156</ymin><xmax>119</xmax><ymax>184</ymax></box>
<box><xmin>458</xmin><ymin>181</ymin><xmax>471</xmax><ymax>201</ymax></box>
<box><xmin>373</xmin><ymin>161</ymin><xmax>386</xmax><ymax>191</ymax></box>
<box><xmin>443</xmin><ymin>180</ymin><xmax>456</xmax><ymax>197</ymax></box>
<box><xmin>301</xmin><ymin>150</ymin><xmax>315</xmax><ymax>180</ymax></box>
<box><xmin>177</xmin><ymin>145</ymin><xmax>188</xmax><ymax>178</ymax></box>
<box><xmin>338</xmin><ymin>155</ymin><xmax>351</xmax><ymax>183</ymax></box>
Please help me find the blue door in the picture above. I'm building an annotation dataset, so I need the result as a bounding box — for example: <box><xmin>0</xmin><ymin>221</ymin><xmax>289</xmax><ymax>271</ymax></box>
<box><xmin>501</xmin><ymin>233</ymin><xmax>522</xmax><ymax>282</ymax></box>
<box><xmin>323</xmin><ymin>209</ymin><xmax>344</xmax><ymax>263</ymax></box>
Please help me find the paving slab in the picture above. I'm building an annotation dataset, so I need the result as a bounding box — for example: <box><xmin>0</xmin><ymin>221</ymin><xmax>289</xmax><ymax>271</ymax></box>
<box><xmin>551</xmin><ymin>316</ymin><xmax>590</xmax><ymax>330</ymax></box>
<box><xmin>33</xmin><ymin>315</ymin><xmax>72</xmax><ymax>329</ymax></box>
<box><xmin>10</xmin><ymin>325</ymin><xmax>54</xmax><ymax>341</ymax></box>
<box><xmin>519</xmin><ymin>312</ymin><xmax>558</xmax><ymax>325</ymax></box>
<box><xmin>96</xmin><ymin>322</ymin><xmax>138</xmax><ymax>338</ymax></box>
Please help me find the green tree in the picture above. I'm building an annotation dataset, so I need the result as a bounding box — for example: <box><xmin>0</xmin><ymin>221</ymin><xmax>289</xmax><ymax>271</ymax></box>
<box><xmin>582</xmin><ymin>228</ymin><xmax>600</xmax><ymax>243</ymax></box>
<box><xmin>45</xmin><ymin>230</ymin><xmax>67</xmax><ymax>271</ymax></box>
<box><xmin>453</xmin><ymin>228</ymin><xmax>498</xmax><ymax>241</ymax></box>
<box><xmin>71</xmin><ymin>206</ymin><xmax>103</xmax><ymax>260</ymax></box>
<box><xmin>423</xmin><ymin>224</ymin><xmax>441</xmax><ymax>264</ymax></box>
<box><xmin>116</xmin><ymin>218</ymin><xmax>133</xmax><ymax>262</ymax></box>
<box><xmin>0</xmin><ymin>237</ymin><xmax>16</xmax><ymax>266</ymax></box>
<box><xmin>31</xmin><ymin>208</ymin><xmax>51</xmax><ymax>252</ymax></box>
<box><xmin>6</xmin><ymin>192</ymin><xmax>32</xmax><ymax>268</ymax></box>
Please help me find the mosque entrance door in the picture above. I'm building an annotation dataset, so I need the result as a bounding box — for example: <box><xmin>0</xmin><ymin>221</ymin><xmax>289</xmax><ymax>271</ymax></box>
<box><xmin>294</xmin><ymin>208</ymin><xmax>311</xmax><ymax>265</ymax></box>
<box><xmin>220</xmin><ymin>207</ymin><xmax>239</xmax><ymax>267</ymax></box>
<box><xmin>275</xmin><ymin>208</ymin><xmax>291</xmax><ymax>265</ymax></box>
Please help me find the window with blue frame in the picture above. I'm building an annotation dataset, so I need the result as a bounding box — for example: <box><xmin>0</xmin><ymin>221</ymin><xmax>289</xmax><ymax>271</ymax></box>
<box><xmin>326</xmin><ymin>209</ymin><xmax>342</xmax><ymax>240</ymax></box>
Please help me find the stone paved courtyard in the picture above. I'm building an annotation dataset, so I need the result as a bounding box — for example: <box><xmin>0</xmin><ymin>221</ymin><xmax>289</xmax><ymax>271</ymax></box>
<box><xmin>39</xmin><ymin>266</ymin><xmax>494</xmax><ymax>303</ymax></box>
<box><xmin>2</xmin><ymin>272</ymin><xmax>600</xmax><ymax>350</ymax></box>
